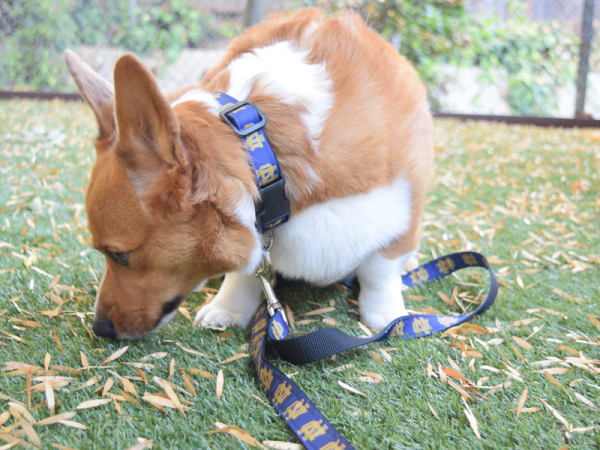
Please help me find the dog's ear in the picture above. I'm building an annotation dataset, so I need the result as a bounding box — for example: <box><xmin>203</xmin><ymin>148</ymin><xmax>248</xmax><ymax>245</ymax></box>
<box><xmin>113</xmin><ymin>54</ymin><xmax>190</xmax><ymax>214</ymax></box>
<box><xmin>64</xmin><ymin>50</ymin><xmax>115</xmax><ymax>142</ymax></box>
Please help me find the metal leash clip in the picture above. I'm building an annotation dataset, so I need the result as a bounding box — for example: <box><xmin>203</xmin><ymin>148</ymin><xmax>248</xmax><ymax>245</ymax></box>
<box><xmin>255</xmin><ymin>233</ymin><xmax>288</xmax><ymax>325</ymax></box>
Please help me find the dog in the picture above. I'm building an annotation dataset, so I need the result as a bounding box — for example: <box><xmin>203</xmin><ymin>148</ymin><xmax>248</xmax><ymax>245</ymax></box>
<box><xmin>65</xmin><ymin>8</ymin><xmax>433</xmax><ymax>339</ymax></box>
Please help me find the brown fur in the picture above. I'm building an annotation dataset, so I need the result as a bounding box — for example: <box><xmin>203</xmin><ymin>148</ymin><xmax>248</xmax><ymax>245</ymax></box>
<box><xmin>65</xmin><ymin>9</ymin><xmax>433</xmax><ymax>337</ymax></box>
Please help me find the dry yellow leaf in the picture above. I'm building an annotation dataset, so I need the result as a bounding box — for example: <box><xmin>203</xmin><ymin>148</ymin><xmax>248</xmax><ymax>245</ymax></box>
<box><xmin>102</xmin><ymin>378</ymin><xmax>115</xmax><ymax>397</ymax></box>
<box><xmin>262</xmin><ymin>441</ymin><xmax>302</xmax><ymax>450</ymax></box>
<box><xmin>76</xmin><ymin>399</ymin><xmax>112</xmax><ymax>410</ymax></box>
<box><xmin>187</xmin><ymin>368</ymin><xmax>215</xmax><ymax>379</ymax></box>
<box><xmin>209</xmin><ymin>422</ymin><xmax>265</xmax><ymax>448</ymax></box>
<box><xmin>58</xmin><ymin>420</ymin><xmax>87</xmax><ymax>430</ymax></box>
<box><xmin>216</xmin><ymin>370</ymin><xmax>224</xmax><ymax>399</ymax></box>
<box><xmin>19</xmin><ymin>418</ymin><xmax>41</xmax><ymax>447</ymax></box>
<box><xmin>182</xmin><ymin>373</ymin><xmax>197</xmax><ymax>397</ymax></box>
<box><xmin>512</xmin><ymin>336</ymin><xmax>533</xmax><ymax>350</ymax></box>
<box><xmin>124</xmin><ymin>440</ymin><xmax>154</xmax><ymax>450</ymax></box>
<box><xmin>516</xmin><ymin>387</ymin><xmax>528</xmax><ymax>419</ymax></box>
<box><xmin>304</xmin><ymin>306</ymin><xmax>335</xmax><ymax>316</ymax></box>
<box><xmin>37</xmin><ymin>412</ymin><xmax>77</xmax><ymax>426</ymax></box>
<box><xmin>217</xmin><ymin>354</ymin><xmax>250</xmax><ymax>365</ymax></box>
<box><xmin>100</xmin><ymin>346</ymin><xmax>128</xmax><ymax>365</ymax></box>
<box><xmin>338</xmin><ymin>380</ymin><xmax>366</xmax><ymax>397</ymax></box>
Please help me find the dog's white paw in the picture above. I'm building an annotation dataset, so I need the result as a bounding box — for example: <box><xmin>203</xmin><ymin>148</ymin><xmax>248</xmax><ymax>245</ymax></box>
<box><xmin>194</xmin><ymin>302</ymin><xmax>252</xmax><ymax>328</ymax></box>
<box><xmin>193</xmin><ymin>271</ymin><xmax>263</xmax><ymax>329</ymax></box>
<box><xmin>360</xmin><ymin>306</ymin><xmax>409</xmax><ymax>331</ymax></box>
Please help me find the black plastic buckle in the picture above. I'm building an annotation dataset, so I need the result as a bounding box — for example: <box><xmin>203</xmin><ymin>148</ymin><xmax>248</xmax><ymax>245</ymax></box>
<box><xmin>255</xmin><ymin>178</ymin><xmax>291</xmax><ymax>234</ymax></box>
<box><xmin>219</xmin><ymin>101</ymin><xmax>267</xmax><ymax>137</ymax></box>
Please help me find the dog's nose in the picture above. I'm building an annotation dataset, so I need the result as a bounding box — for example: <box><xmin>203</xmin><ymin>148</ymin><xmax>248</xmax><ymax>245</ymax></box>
<box><xmin>93</xmin><ymin>317</ymin><xmax>116</xmax><ymax>338</ymax></box>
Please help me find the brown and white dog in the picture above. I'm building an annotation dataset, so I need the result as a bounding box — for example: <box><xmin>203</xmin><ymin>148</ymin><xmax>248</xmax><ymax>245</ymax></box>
<box><xmin>65</xmin><ymin>8</ymin><xmax>433</xmax><ymax>339</ymax></box>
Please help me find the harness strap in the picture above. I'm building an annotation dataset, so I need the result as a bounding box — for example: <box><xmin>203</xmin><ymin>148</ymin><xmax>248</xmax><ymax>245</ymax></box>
<box><xmin>213</xmin><ymin>92</ymin><xmax>291</xmax><ymax>233</ymax></box>
<box><xmin>248</xmin><ymin>251</ymin><xmax>498</xmax><ymax>449</ymax></box>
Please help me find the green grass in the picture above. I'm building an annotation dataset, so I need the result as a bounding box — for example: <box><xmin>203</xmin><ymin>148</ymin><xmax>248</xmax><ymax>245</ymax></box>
<box><xmin>1</xmin><ymin>99</ymin><xmax>599</xmax><ymax>449</ymax></box>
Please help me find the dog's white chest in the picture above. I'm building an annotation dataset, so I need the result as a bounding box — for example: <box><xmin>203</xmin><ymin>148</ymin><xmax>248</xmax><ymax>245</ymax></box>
<box><xmin>269</xmin><ymin>175</ymin><xmax>412</xmax><ymax>285</ymax></box>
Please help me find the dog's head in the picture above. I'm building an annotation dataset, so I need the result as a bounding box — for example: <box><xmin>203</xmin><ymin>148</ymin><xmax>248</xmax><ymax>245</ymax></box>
<box><xmin>65</xmin><ymin>51</ymin><xmax>260</xmax><ymax>339</ymax></box>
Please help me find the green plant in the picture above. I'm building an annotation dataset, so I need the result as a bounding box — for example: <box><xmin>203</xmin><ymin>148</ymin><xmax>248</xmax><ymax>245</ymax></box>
<box><xmin>340</xmin><ymin>0</ymin><xmax>467</xmax><ymax>109</ymax></box>
<box><xmin>111</xmin><ymin>0</ymin><xmax>207</xmax><ymax>61</ymax></box>
<box><xmin>0</xmin><ymin>0</ymin><xmax>76</xmax><ymax>91</ymax></box>
<box><xmin>457</xmin><ymin>4</ymin><xmax>579</xmax><ymax>116</ymax></box>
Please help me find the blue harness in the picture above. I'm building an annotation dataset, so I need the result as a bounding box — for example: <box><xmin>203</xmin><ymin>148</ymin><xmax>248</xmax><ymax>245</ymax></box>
<box><xmin>213</xmin><ymin>92</ymin><xmax>290</xmax><ymax>233</ymax></box>
<box><xmin>215</xmin><ymin>92</ymin><xmax>499</xmax><ymax>450</ymax></box>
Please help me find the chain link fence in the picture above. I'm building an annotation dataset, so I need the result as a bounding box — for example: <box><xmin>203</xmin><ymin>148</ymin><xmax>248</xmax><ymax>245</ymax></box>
<box><xmin>0</xmin><ymin>0</ymin><xmax>598</xmax><ymax>118</ymax></box>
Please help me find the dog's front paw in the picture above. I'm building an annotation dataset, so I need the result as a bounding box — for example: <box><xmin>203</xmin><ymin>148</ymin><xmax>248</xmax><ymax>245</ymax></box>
<box><xmin>194</xmin><ymin>302</ymin><xmax>251</xmax><ymax>328</ymax></box>
<box><xmin>193</xmin><ymin>271</ymin><xmax>263</xmax><ymax>329</ymax></box>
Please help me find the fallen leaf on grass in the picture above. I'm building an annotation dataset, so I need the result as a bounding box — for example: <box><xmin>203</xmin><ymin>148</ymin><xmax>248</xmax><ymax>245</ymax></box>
<box><xmin>427</xmin><ymin>402</ymin><xmax>439</xmax><ymax>419</ymax></box>
<box><xmin>262</xmin><ymin>441</ymin><xmax>302</xmax><ymax>450</ymax></box>
<box><xmin>512</xmin><ymin>318</ymin><xmax>539</xmax><ymax>327</ymax></box>
<box><xmin>217</xmin><ymin>354</ymin><xmax>249</xmax><ymax>365</ymax></box>
<box><xmin>209</xmin><ymin>422</ymin><xmax>265</xmax><ymax>448</ymax></box>
<box><xmin>119</xmin><ymin>390</ymin><xmax>141</xmax><ymax>406</ymax></box>
<box><xmin>178</xmin><ymin>307</ymin><xmax>192</xmax><ymax>322</ymax></box>
<box><xmin>181</xmin><ymin>373</ymin><xmax>196</xmax><ymax>397</ymax></box>
<box><xmin>462</xmin><ymin>398</ymin><xmax>480</xmax><ymax>439</ymax></box>
<box><xmin>447</xmin><ymin>379</ymin><xmax>472</xmax><ymax>400</ymax></box>
<box><xmin>589</xmin><ymin>315</ymin><xmax>600</xmax><ymax>329</ymax></box>
<box><xmin>58</xmin><ymin>420</ymin><xmax>87</xmax><ymax>430</ymax></box>
<box><xmin>142</xmin><ymin>394</ymin><xmax>185</xmax><ymax>411</ymax></box>
<box><xmin>368</xmin><ymin>350</ymin><xmax>384</xmax><ymax>366</ymax></box>
<box><xmin>163</xmin><ymin>380</ymin><xmax>186</xmax><ymax>418</ymax></box>
<box><xmin>37</xmin><ymin>412</ymin><xmax>77</xmax><ymax>426</ymax></box>
<box><xmin>140</xmin><ymin>352</ymin><xmax>167</xmax><ymax>361</ymax></box>
<box><xmin>354</xmin><ymin>370</ymin><xmax>384</xmax><ymax>381</ymax></box>
<box><xmin>216</xmin><ymin>370</ymin><xmax>224</xmax><ymax>398</ymax></box>
<box><xmin>100</xmin><ymin>347</ymin><xmax>128</xmax><ymax>365</ymax></box>
<box><xmin>187</xmin><ymin>368</ymin><xmax>215</xmax><ymax>378</ymax></box>
<box><xmin>19</xmin><ymin>418</ymin><xmax>41</xmax><ymax>447</ymax></box>
<box><xmin>304</xmin><ymin>306</ymin><xmax>335</xmax><ymax>316</ymax></box>
<box><xmin>357</xmin><ymin>322</ymin><xmax>373</xmax><ymax>337</ymax></box>
<box><xmin>512</xmin><ymin>336</ymin><xmax>533</xmax><ymax>350</ymax></box>
<box><xmin>75</xmin><ymin>375</ymin><xmax>102</xmax><ymax>391</ymax></box>
<box><xmin>536</xmin><ymin>397</ymin><xmax>572</xmax><ymax>435</ymax></box>
<box><xmin>338</xmin><ymin>380</ymin><xmax>366</xmax><ymax>397</ymax></box>
<box><xmin>516</xmin><ymin>387</ymin><xmax>528</xmax><ymax>418</ymax></box>
<box><xmin>176</xmin><ymin>343</ymin><xmax>211</xmax><ymax>358</ymax></box>
<box><xmin>8</xmin><ymin>319</ymin><xmax>41</xmax><ymax>328</ymax></box>
<box><xmin>124</xmin><ymin>440</ymin><xmax>154</xmax><ymax>450</ymax></box>
<box><xmin>101</xmin><ymin>378</ymin><xmax>114</xmax><ymax>397</ymax></box>
<box><xmin>574</xmin><ymin>392</ymin><xmax>600</xmax><ymax>410</ymax></box>
<box><xmin>51</xmin><ymin>445</ymin><xmax>79</xmax><ymax>450</ymax></box>
<box><xmin>76</xmin><ymin>399</ymin><xmax>112</xmax><ymax>410</ymax></box>
<box><xmin>532</xmin><ymin>368</ymin><xmax>569</xmax><ymax>375</ymax></box>
<box><xmin>441</xmin><ymin>367</ymin><xmax>468</xmax><ymax>382</ymax></box>
<box><xmin>561</xmin><ymin>426</ymin><xmax>597</xmax><ymax>433</ymax></box>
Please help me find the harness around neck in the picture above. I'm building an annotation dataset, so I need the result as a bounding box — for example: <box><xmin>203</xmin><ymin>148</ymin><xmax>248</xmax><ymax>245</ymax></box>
<box><xmin>212</xmin><ymin>92</ymin><xmax>291</xmax><ymax>234</ymax></box>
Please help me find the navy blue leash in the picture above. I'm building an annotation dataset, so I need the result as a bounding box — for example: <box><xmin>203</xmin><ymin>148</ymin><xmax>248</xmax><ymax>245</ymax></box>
<box><xmin>249</xmin><ymin>251</ymin><xmax>498</xmax><ymax>449</ymax></box>
<box><xmin>211</xmin><ymin>92</ymin><xmax>498</xmax><ymax>448</ymax></box>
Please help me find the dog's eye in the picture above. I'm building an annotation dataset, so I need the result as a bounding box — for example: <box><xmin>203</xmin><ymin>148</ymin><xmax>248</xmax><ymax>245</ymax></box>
<box><xmin>106</xmin><ymin>250</ymin><xmax>129</xmax><ymax>267</ymax></box>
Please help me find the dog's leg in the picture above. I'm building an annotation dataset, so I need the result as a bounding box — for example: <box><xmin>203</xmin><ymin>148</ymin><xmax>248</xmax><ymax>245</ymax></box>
<box><xmin>194</xmin><ymin>271</ymin><xmax>263</xmax><ymax>328</ymax></box>
<box><xmin>356</xmin><ymin>250</ymin><xmax>416</xmax><ymax>330</ymax></box>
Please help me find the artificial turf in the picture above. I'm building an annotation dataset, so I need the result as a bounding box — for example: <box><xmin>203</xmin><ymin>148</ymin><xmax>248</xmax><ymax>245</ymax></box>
<box><xmin>0</xmin><ymin>99</ymin><xmax>599</xmax><ymax>449</ymax></box>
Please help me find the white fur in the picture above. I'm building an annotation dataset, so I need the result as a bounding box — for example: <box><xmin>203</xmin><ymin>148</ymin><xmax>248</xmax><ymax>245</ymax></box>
<box><xmin>226</xmin><ymin>41</ymin><xmax>334</xmax><ymax>149</ymax></box>
<box><xmin>195</xmin><ymin>175</ymin><xmax>414</xmax><ymax>329</ymax></box>
<box><xmin>194</xmin><ymin>270</ymin><xmax>263</xmax><ymax>327</ymax></box>
<box><xmin>357</xmin><ymin>250</ymin><xmax>415</xmax><ymax>330</ymax></box>
<box><xmin>270</xmin><ymin>175</ymin><xmax>412</xmax><ymax>285</ymax></box>
<box><xmin>170</xmin><ymin>88</ymin><xmax>220</xmax><ymax>113</ymax></box>
<box><xmin>232</xmin><ymin>190</ymin><xmax>263</xmax><ymax>274</ymax></box>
